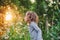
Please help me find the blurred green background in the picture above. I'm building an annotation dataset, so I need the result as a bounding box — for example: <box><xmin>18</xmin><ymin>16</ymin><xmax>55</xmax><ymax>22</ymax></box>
<box><xmin>0</xmin><ymin>0</ymin><xmax>60</xmax><ymax>40</ymax></box>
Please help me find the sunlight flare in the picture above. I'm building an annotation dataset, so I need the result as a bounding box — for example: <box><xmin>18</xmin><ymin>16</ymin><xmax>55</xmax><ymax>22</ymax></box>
<box><xmin>5</xmin><ymin>11</ymin><xmax>12</xmax><ymax>21</ymax></box>
<box><xmin>30</xmin><ymin>0</ymin><xmax>35</xmax><ymax>4</ymax></box>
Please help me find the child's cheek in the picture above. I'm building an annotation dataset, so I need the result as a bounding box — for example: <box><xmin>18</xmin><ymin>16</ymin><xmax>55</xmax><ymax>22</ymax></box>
<box><xmin>24</xmin><ymin>16</ymin><xmax>28</xmax><ymax>22</ymax></box>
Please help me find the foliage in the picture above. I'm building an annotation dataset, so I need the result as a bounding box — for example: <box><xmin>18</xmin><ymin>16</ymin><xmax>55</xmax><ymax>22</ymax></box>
<box><xmin>0</xmin><ymin>0</ymin><xmax>60</xmax><ymax>40</ymax></box>
<box><xmin>8</xmin><ymin>22</ymin><xmax>30</xmax><ymax>40</ymax></box>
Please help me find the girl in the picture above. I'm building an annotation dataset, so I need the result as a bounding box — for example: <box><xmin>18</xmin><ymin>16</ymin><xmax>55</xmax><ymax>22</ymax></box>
<box><xmin>24</xmin><ymin>11</ymin><xmax>43</xmax><ymax>40</ymax></box>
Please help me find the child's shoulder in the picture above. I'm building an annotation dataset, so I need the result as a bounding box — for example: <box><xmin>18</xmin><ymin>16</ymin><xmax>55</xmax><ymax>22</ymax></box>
<box><xmin>30</xmin><ymin>22</ymin><xmax>36</xmax><ymax>26</ymax></box>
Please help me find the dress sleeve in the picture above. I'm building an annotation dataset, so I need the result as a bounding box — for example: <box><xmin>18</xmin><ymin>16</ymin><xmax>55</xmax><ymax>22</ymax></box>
<box><xmin>30</xmin><ymin>23</ymin><xmax>39</xmax><ymax>32</ymax></box>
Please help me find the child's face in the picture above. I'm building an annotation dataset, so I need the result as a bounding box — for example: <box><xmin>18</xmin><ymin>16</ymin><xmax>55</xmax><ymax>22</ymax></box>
<box><xmin>24</xmin><ymin>15</ymin><xmax>30</xmax><ymax>23</ymax></box>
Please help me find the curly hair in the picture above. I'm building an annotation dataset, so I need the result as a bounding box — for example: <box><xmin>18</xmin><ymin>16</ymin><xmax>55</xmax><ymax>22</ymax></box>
<box><xmin>26</xmin><ymin>11</ymin><xmax>39</xmax><ymax>23</ymax></box>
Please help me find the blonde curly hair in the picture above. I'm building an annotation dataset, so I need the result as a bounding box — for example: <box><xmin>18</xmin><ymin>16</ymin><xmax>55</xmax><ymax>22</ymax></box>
<box><xmin>25</xmin><ymin>11</ymin><xmax>39</xmax><ymax>24</ymax></box>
